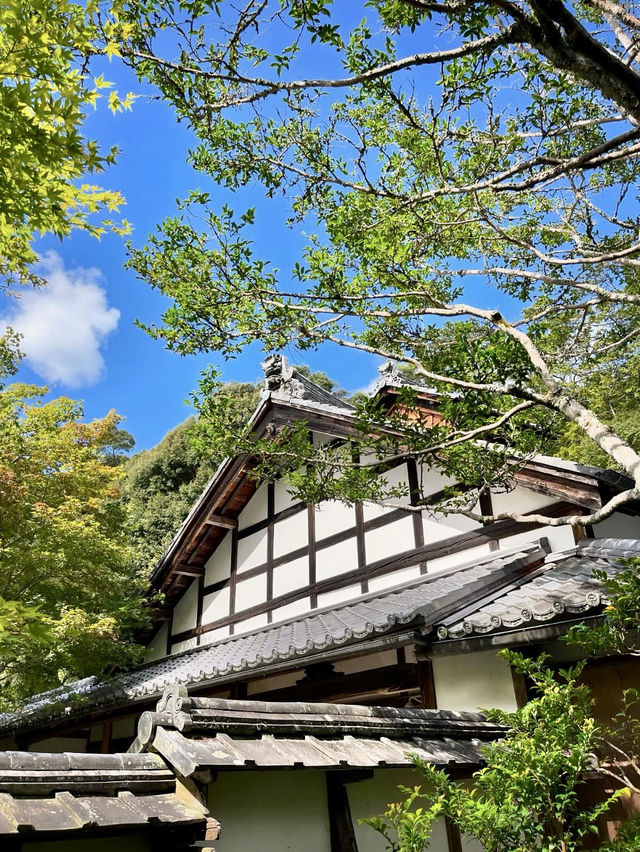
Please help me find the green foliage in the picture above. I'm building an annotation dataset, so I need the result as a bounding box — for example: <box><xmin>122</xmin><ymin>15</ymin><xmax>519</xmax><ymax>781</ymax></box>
<box><xmin>0</xmin><ymin>0</ymin><xmax>133</xmax><ymax>291</ymax></box>
<box><xmin>567</xmin><ymin>557</ymin><xmax>640</xmax><ymax>657</ymax></box>
<box><xmin>367</xmin><ymin>654</ymin><xmax>622</xmax><ymax>852</ymax></box>
<box><xmin>364</xmin><ymin>786</ymin><xmax>444</xmax><ymax>852</ymax></box>
<box><xmin>122</xmin><ymin>0</ymin><xmax>640</xmax><ymax>517</ymax></box>
<box><xmin>122</xmin><ymin>367</ymin><xmax>347</xmax><ymax>570</ymax></box>
<box><xmin>0</xmin><ymin>383</ymin><xmax>145</xmax><ymax>707</ymax></box>
<box><xmin>367</xmin><ymin>559</ymin><xmax>640</xmax><ymax>851</ymax></box>
<box><xmin>121</xmin><ymin>382</ymin><xmax>259</xmax><ymax>571</ymax></box>
<box><xmin>551</xmin><ymin>356</ymin><xmax>640</xmax><ymax>469</ymax></box>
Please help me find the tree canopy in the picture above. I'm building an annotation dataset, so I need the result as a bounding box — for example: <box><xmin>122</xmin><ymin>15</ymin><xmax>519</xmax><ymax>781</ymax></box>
<box><xmin>116</xmin><ymin>0</ymin><xmax>640</xmax><ymax>528</ymax></box>
<box><xmin>121</xmin><ymin>368</ymin><xmax>345</xmax><ymax>571</ymax></box>
<box><xmin>0</xmin><ymin>0</ymin><xmax>132</xmax><ymax>293</ymax></box>
<box><xmin>0</xmin><ymin>383</ymin><xmax>144</xmax><ymax>707</ymax></box>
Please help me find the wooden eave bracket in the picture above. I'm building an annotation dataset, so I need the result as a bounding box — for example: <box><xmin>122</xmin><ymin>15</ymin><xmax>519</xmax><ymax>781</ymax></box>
<box><xmin>203</xmin><ymin>514</ymin><xmax>238</xmax><ymax>529</ymax></box>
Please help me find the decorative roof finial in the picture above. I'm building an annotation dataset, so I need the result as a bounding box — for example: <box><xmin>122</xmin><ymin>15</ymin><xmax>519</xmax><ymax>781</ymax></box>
<box><xmin>261</xmin><ymin>354</ymin><xmax>305</xmax><ymax>398</ymax></box>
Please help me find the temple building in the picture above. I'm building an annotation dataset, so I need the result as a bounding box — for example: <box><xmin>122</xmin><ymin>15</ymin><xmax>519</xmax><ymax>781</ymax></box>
<box><xmin>0</xmin><ymin>357</ymin><xmax>638</xmax><ymax>850</ymax></box>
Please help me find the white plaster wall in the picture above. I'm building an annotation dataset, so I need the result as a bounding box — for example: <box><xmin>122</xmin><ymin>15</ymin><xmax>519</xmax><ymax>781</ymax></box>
<box><xmin>362</xmin><ymin>500</ymin><xmax>395</xmax><ymax>522</ymax></box>
<box><xmin>365</xmin><ymin>515</ymin><xmax>415</xmax><ymax>563</ymax></box>
<box><xmin>273</xmin><ymin>512</ymin><xmax>308</xmax><ymax>558</ymax></box>
<box><xmin>594</xmin><ymin>512</ymin><xmax>640</xmax><ymax>539</ymax></box>
<box><xmin>209</xmin><ymin>770</ymin><xmax>331</xmax><ymax>852</ymax></box>
<box><xmin>145</xmin><ymin>622</ymin><xmax>168</xmax><ymax>662</ymax></box>
<box><xmin>462</xmin><ymin>835</ymin><xmax>485</xmax><ymax>851</ymax></box>
<box><xmin>378</xmin><ymin>462</ymin><xmax>410</xmax><ymax>505</ymax></box>
<box><xmin>204</xmin><ymin>531</ymin><xmax>231</xmax><ymax>586</ymax></box>
<box><xmin>271</xmin><ymin>596</ymin><xmax>311</xmax><ymax>622</ymax></box>
<box><xmin>315</xmin><ymin>536</ymin><xmax>359</xmax><ymax>581</ymax></box>
<box><xmin>29</xmin><ymin>737</ymin><xmax>87</xmax><ymax>753</ymax></box>
<box><xmin>247</xmin><ymin>670</ymin><xmax>300</xmax><ymax>695</ymax></box>
<box><xmin>506</xmin><ymin>523</ymin><xmax>575</xmax><ymax>554</ymax></box>
<box><xmin>112</xmin><ymin>717</ymin><xmax>136</xmax><ymax>740</ymax></box>
<box><xmin>171</xmin><ymin>637</ymin><xmax>198</xmax><ymax>654</ymax></box>
<box><xmin>317</xmin><ymin>582</ymin><xmax>361</xmax><ymax>607</ymax></box>
<box><xmin>172</xmin><ymin>579</ymin><xmax>199</xmax><ymax>634</ymax></box>
<box><xmin>201</xmin><ymin>586</ymin><xmax>231</xmax><ymax>624</ymax></box>
<box><xmin>272</xmin><ymin>556</ymin><xmax>309</xmax><ymax>597</ymax></box>
<box><xmin>415</xmin><ymin>465</ymin><xmax>460</xmax><ymax>497</ymax></box>
<box><xmin>490</xmin><ymin>486</ymin><xmax>557</xmax><ymax>515</ymax></box>
<box><xmin>313</xmin><ymin>431</ymin><xmax>336</xmax><ymax>447</ymax></box>
<box><xmin>238</xmin><ymin>483</ymin><xmax>268</xmax><ymax>530</ymax></box>
<box><xmin>423</xmin><ymin>511</ymin><xmax>480</xmax><ymax>542</ymax></box>
<box><xmin>235</xmin><ymin>573</ymin><xmax>267</xmax><ymax>612</ymax></box>
<box><xmin>274</xmin><ymin>476</ymin><xmax>299</xmax><ymax>513</ymax></box>
<box><xmin>428</xmin><ymin>543</ymin><xmax>493</xmax><ymax>574</ymax></box>
<box><xmin>368</xmin><ymin>565</ymin><xmax>421</xmax><ymax>593</ymax></box>
<box><xmin>234</xmin><ymin>613</ymin><xmax>269</xmax><ymax>634</ymax></box>
<box><xmin>336</xmin><ymin>650</ymin><xmax>398</xmax><ymax>675</ymax></box>
<box><xmin>200</xmin><ymin>625</ymin><xmax>230</xmax><ymax>646</ymax></box>
<box><xmin>237</xmin><ymin>528</ymin><xmax>268</xmax><ymax>573</ymax></box>
<box><xmin>315</xmin><ymin>499</ymin><xmax>356</xmax><ymax>539</ymax></box>
<box><xmin>348</xmin><ymin>769</ymin><xmax>450</xmax><ymax>852</ymax></box>
<box><xmin>433</xmin><ymin>649</ymin><xmax>517</xmax><ymax>712</ymax></box>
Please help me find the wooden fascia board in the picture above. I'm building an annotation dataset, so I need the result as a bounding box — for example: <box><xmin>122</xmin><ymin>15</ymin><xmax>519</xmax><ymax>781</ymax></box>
<box><xmin>514</xmin><ymin>465</ymin><xmax>602</xmax><ymax>510</ymax></box>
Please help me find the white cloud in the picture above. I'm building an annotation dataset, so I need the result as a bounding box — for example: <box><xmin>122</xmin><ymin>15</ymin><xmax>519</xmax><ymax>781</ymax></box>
<box><xmin>3</xmin><ymin>251</ymin><xmax>120</xmax><ymax>387</ymax></box>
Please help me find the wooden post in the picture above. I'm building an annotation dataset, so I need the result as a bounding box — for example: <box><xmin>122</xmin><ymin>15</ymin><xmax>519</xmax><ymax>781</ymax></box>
<box><xmin>418</xmin><ymin>658</ymin><xmax>437</xmax><ymax>709</ymax></box>
<box><xmin>445</xmin><ymin>816</ymin><xmax>463</xmax><ymax>852</ymax></box>
<box><xmin>100</xmin><ymin>719</ymin><xmax>112</xmax><ymax>754</ymax></box>
<box><xmin>326</xmin><ymin>772</ymin><xmax>359</xmax><ymax>852</ymax></box>
<box><xmin>511</xmin><ymin>666</ymin><xmax>529</xmax><ymax>709</ymax></box>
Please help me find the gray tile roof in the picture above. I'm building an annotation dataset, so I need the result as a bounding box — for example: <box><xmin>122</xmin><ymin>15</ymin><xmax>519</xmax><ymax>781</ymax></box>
<box><xmin>0</xmin><ymin>749</ymin><xmax>206</xmax><ymax>838</ymax></box>
<box><xmin>0</xmin><ymin>542</ymin><xmax>546</xmax><ymax>736</ymax></box>
<box><xmin>435</xmin><ymin>538</ymin><xmax>640</xmax><ymax>640</ymax></box>
<box><xmin>131</xmin><ymin>686</ymin><xmax>503</xmax><ymax>776</ymax></box>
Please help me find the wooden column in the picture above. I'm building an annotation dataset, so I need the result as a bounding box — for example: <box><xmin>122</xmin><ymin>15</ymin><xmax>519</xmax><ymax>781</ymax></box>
<box><xmin>356</xmin><ymin>501</ymin><xmax>367</xmax><ymax>594</ymax></box>
<box><xmin>418</xmin><ymin>658</ymin><xmax>437</xmax><ymax>709</ymax></box>
<box><xmin>100</xmin><ymin>719</ymin><xmax>112</xmax><ymax>754</ymax></box>
<box><xmin>407</xmin><ymin>459</ymin><xmax>427</xmax><ymax>573</ymax></box>
<box><xmin>445</xmin><ymin>816</ymin><xmax>463</xmax><ymax>852</ymax></box>
<box><xmin>228</xmin><ymin>527</ymin><xmax>238</xmax><ymax>635</ymax></box>
<box><xmin>511</xmin><ymin>666</ymin><xmax>529</xmax><ymax>708</ymax></box>
<box><xmin>266</xmin><ymin>482</ymin><xmax>275</xmax><ymax>623</ymax></box>
<box><xmin>326</xmin><ymin>772</ymin><xmax>359</xmax><ymax>852</ymax></box>
<box><xmin>479</xmin><ymin>489</ymin><xmax>499</xmax><ymax>551</ymax></box>
<box><xmin>309</xmin><ymin>502</ymin><xmax>318</xmax><ymax>608</ymax></box>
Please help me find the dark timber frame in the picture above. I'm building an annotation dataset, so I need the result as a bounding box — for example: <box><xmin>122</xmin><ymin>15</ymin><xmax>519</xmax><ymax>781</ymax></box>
<box><xmin>170</xmin><ymin>496</ymin><xmax>581</xmax><ymax>646</ymax></box>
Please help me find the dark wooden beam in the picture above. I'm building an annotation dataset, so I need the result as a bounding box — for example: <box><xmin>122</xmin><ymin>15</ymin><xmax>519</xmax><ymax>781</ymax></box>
<box><xmin>326</xmin><ymin>772</ymin><xmax>359</xmax><ymax>852</ymax></box>
<box><xmin>418</xmin><ymin>659</ymin><xmax>437</xmax><ymax>709</ymax></box>
<box><xmin>511</xmin><ymin>666</ymin><xmax>529</xmax><ymax>709</ymax></box>
<box><xmin>445</xmin><ymin>816</ymin><xmax>463</xmax><ymax>852</ymax></box>
<box><xmin>248</xmin><ymin>663</ymin><xmax>420</xmax><ymax>704</ymax></box>
<box><xmin>479</xmin><ymin>489</ymin><xmax>500</xmax><ymax>552</ymax></box>
<box><xmin>175</xmin><ymin>564</ymin><xmax>205</xmax><ymax>577</ymax></box>
<box><xmin>204</xmin><ymin>514</ymin><xmax>238</xmax><ymax>529</ymax></box>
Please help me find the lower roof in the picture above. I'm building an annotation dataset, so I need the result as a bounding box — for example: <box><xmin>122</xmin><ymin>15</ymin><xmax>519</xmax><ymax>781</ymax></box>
<box><xmin>435</xmin><ymin>538</ymin><xmax>640</xmax><ymax>641</ymax></box>
<box><xmin>0</xmin><ymin>542</ymin><xmax>546</xmax><ymax>737</ymax></box>
<box><xmin>0</xmin><ymin>750</ymin><xmax>206</xmax><ymax>838</ymax></box>
<box><xmin>0</xmin><ymin>686</ymin><xmax>503</xmax><ymax>838</ymax></box>
<box><xmin>131</xmin><ymin>686</ymin><xmax>503</xmax><ymax>776</ymax></box>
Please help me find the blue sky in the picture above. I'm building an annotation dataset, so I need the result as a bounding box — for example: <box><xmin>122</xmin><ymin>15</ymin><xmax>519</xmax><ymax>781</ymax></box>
<box><xmin>0</xmin><ymin>49</ymin><xmax>380</xmax><ymax>451</ymax></box>
<box><xmin>1</xmin><ymin>8</ymin><xmax>524</xmax><ymax>453</ymax></box>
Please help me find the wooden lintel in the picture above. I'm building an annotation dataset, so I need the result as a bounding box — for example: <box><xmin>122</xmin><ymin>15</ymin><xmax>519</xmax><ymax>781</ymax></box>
<box><xmin>175</xmin><ymin>564</ymin><xmax>205</xmax><ymax>577</ymax></box>
<box><xmin>204</xmin><ymin>514</ymin><xmax>238</xmax><ymax>529</ymax></box>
